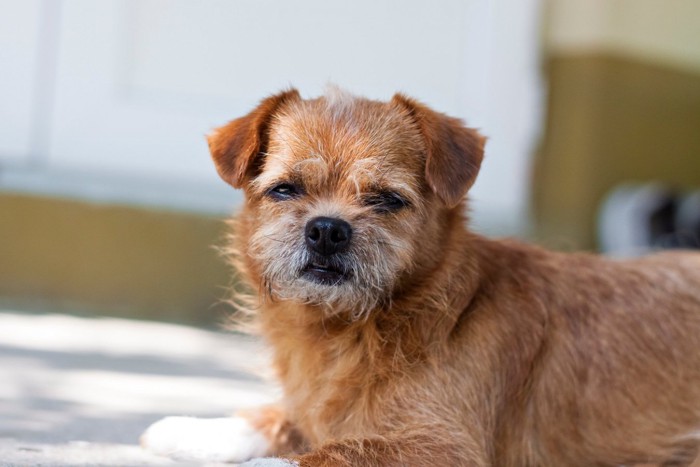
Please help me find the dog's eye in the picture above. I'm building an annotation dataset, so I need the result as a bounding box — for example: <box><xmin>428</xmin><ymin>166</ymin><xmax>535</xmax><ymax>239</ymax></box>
<box><xmin>267</xmin><ymin>183</ymin><xmax>301</xmax><ymax>200</ymax></box>
<box><xmin>364</xmin><ymin>192</ymin><xmax>409</xmax><ymax>213</ymax></box>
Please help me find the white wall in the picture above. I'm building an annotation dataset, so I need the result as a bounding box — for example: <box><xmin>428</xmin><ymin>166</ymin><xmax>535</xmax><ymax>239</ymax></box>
<box><xmin>0</xmin><ymin>0</ymin><xmax>543</xmax><ymax>233</ymax></box>
<box><xmin>0</xmin><ymin>0</ymin><xmax>42</xmax><ymax>164</ymax></box>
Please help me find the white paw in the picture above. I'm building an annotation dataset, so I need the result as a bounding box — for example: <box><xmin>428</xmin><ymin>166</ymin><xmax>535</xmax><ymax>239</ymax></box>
<box><xmin>140</xmin><ymin>416</ymin><xmax>270</xmax><ymax>462</ymax></box>
<box><xmin>239</xmin><ymin>458</ymin><xmax>298</xmax><ymax>467</ymax></box>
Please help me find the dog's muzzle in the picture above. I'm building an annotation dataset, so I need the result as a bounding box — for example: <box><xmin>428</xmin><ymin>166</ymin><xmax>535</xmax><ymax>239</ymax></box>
<box><xmin>302</xmin><ymin>217</ymin><xmax>352</xmax><ymax>285</ymax></box>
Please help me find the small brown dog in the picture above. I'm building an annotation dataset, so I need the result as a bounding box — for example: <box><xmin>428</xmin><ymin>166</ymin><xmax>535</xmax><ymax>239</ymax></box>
<box><xmin>142</xmin><ymin>88</ymin><xmax>700</xmax><ymax>466</ymax></box>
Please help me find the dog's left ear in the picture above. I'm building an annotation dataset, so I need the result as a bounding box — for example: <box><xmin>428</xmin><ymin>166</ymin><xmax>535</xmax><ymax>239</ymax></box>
<box><xmin>391</xmin><ymin>94</ymin><xmax>486</xmax><ymax>208</ymax></box>
<box><xmin>208</xmin><ymin>89</ymin><xmax>301</xmax><ymax>188</ymax></box>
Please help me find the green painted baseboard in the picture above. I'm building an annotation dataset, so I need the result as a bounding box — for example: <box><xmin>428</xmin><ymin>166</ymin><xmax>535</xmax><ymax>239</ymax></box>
<box><xmin>1</xmin><ymin>193</ymin><xmax>235</xmax><ymax>327</ymax></box>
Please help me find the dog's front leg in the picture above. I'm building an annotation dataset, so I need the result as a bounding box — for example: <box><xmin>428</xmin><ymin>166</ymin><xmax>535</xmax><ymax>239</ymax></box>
<box><xmin>141</xmin><ymin>404</ymin><xmax>305</xmax><ymax>463</ymax></box>
<box><xmin>244</xmin><ymin>430</ymin><xmax>488</xmax><ymax>467</ymax></box>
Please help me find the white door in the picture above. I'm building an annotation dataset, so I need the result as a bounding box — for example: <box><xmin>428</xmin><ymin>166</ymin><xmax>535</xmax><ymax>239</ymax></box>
<box><xmin>2</xmin><ymin>0</ymin><xmax>542</xmax><ymax>229</ymax></box>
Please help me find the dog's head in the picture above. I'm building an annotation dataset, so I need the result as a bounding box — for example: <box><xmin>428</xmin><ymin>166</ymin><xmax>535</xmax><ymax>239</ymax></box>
<box><xmin>209</xmin><ymin>88</ymin><xmax>485</xmax><ymax>319</ymax></box>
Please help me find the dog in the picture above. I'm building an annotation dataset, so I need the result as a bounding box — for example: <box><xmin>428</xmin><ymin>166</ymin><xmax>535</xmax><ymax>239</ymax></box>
<box><xmin>142</xmin><ymin>88</ymin><xmax>700</xmax><ymax>466</ymax></box>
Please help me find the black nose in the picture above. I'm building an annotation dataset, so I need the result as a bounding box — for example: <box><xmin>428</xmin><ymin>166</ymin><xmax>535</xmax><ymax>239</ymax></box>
<box><xmin>305</xmin><ymin>217</ymin><xmax>352</xmax><ymax>256</ymax></box>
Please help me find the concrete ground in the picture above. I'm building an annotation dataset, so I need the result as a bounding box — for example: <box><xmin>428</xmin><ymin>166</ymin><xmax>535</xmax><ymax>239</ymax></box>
<box><xmin>0</xmin><ymin>311</ymin><xmax>278</xmax><ymax>466</ymax></box>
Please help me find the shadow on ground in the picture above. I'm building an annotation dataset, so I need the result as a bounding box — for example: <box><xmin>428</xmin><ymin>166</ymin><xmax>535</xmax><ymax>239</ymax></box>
<box><xmin>0</xmin><ymin>311</ymin><xmax>276</xmax><ymax>466</ymax></box>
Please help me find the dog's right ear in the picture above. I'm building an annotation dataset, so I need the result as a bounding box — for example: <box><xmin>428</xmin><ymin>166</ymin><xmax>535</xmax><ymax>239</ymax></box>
<box><xmin>391</xmin><ymin>94</ymin><xmax>486</xmax><ymax>208</ymax></box>
<box><xmin>208</xmin><ymin>89</ymin><xmax>301</xmax><ymax>188</ymax></box>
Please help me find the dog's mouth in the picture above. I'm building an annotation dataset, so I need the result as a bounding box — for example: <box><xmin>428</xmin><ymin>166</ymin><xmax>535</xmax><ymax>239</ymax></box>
<box><xmin>301</xmin><ymin>260</ymin><xmax>350</xmax><ymax>286</ymax></box>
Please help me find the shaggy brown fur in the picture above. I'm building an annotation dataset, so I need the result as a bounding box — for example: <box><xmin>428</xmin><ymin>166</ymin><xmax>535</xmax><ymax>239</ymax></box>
<box><xmin>209</xmin><ymin>88</ymin><xmax>700</xmax><ymax>466</ymax></box>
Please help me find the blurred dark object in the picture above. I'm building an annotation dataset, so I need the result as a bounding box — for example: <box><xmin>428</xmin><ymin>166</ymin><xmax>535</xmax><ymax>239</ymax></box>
<box><xmin>677</xmin><ymin>191</ymin><xmax>700</xmax><ymax>243</ymax></box>
<box><xmin>599</xmin><ymin>184</ymin><xmax>700</xmax><ymax>256</ymax></box>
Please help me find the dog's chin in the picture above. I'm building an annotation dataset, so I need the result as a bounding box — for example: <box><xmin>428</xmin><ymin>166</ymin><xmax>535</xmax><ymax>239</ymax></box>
<box><xmin>266</xmin><ymin>266</ymin><xmax>385</xmax><ymax>320</ymax></box>
<box><xmin>257</xmin><ymin>247</ymin><xmax>400</xmax><ymax>319</ymax></box>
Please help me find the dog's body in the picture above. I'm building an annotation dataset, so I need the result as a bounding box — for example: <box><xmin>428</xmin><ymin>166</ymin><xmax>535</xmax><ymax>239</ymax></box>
<box><xmin>142</xmin><ymin>89</ymin><xmax>700</xmax><ymax>466</ymax></box>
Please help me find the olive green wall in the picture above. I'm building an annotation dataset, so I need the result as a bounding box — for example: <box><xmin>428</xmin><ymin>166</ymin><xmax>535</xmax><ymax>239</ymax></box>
<box><xmin>532</xmin><ymin>55</ymin><xmax>700</xmax><ymax>250</ymax></box>
<box><xmin>1</xmin><ymin>194</ymin><xmax>233</xmax><ymax>327</ymax></box>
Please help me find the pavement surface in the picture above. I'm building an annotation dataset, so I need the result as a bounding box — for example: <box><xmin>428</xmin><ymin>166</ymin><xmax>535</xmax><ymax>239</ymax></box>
<box><xmin>0</xmin><ymin>311</ymin><xmax>278</xmax><ymax>466</ymax></box>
